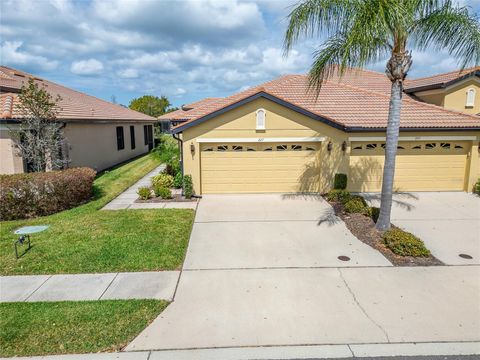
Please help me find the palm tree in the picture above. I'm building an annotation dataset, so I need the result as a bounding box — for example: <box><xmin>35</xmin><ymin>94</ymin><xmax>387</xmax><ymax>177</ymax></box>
<box><xmin>284</xmin><ymin>0</ymin><xmax>480</xmax><ymax>230</ymax></box>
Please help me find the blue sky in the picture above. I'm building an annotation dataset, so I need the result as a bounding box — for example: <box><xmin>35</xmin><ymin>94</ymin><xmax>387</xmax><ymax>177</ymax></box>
<box><xmin>1</xmin><ymin>0</ymin><xmax>479</xmax><ymax>108</ymax></box>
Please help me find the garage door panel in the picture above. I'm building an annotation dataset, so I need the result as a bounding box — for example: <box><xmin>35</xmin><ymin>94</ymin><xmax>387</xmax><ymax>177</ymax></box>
<box><xmin>349</xmin><ymin>141</ymin><xmax>468</xmax><ymax>192</ymax></box>
<box><xmin>201</xmin><ymin>143</ymin><xmax>320</xmax><ymax>194</ymax></box>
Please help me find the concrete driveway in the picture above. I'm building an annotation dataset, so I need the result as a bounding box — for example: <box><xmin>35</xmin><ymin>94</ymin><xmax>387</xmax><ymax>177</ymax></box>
<box><xmin>127</xmin><ymin>193</ymin><xmax>480</xmax><ymax>352</ymax></box>
<box><xmin>184</xmin><ymin>194</ymin><xmax>391</xmax><ymax>269</ymax></box>
<box><xmin>364</xmin><ymin>192</ymin><xmax>480</xmax><ymax>265</ymax></box>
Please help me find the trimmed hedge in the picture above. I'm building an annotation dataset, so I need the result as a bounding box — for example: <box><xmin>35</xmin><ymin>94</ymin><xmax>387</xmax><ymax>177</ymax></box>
<box><xmin>344</xmin><ymin>196</ymin><xmax>368</xmax><ymax>214</ymax></box>
<box><xmin>0</xmin><ymin>167</ymin><xmax>96</xmax><ymax>220</ymax></box>
<box><xmin>383</xmin><ymin>228</ymin><xmax>430</xmax><ymax>257</ymax></box>
<box><xmin>333</xmin><ymin>173</ymin><xmax>347</xmax><ymax>190</ymax></box>
<box><xmin>326</xmin><ymin>189</ymin><xmax>351</xmax><ymax>204</ymax></box>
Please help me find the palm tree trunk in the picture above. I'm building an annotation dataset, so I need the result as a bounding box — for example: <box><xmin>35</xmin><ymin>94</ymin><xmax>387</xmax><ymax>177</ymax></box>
<box><xmin>375</xmin><ymin>79</ymin><xmax>403</xmax><ymax>230</ymax></box>
<box><xmin>376</xmin><ymin>80</ymin><xmax>403</xmax><ymax>231</ymax></box>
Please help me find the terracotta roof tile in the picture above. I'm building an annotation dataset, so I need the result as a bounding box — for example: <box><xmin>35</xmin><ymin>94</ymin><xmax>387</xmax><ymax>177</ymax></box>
<box><xmin>162</xmin><ymin>68</ymin><xmax>479</xmax><ymax>131</ymax></box>
<box><xmin>0</xmin><ymin>66</ymin><xmax>156</xmax><ymax>122</ymax></box>
<box><xmin>405</xmin><ymin>66</ymin><xmax>480</xmax><ymax>91</ymax></box>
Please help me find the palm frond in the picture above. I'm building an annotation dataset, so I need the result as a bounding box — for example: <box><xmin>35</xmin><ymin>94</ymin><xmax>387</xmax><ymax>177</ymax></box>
<box><xmin>411</xmin><ymin>1</ymin><xmax>480</xmax><ymax>68</ymax></box>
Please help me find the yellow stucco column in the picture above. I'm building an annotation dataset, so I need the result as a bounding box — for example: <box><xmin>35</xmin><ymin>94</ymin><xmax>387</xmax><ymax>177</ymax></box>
<box><xmin>466</xmin><ymin>141</ymin><xmax>479</xmax><ymax>192</ymax></box>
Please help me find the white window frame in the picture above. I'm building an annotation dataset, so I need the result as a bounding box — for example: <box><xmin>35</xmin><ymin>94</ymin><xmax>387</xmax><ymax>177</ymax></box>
<box><xmin>255</xmin><ymin>108</ymin><xmax>266</xmax><ymax>130</ymax></box>
<box><xmin>466</xmin><ymin>88</ymin><xmax>476</xmax><ymax>107</ymax></box>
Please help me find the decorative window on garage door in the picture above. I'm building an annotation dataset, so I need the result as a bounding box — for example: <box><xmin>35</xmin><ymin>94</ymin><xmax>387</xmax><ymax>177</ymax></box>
<box><xmin>351</xmin><ymin>141</ymin><xmax>468</xmax><ymax>154</ymax></box>
<box><xmin>202</xmin><ymin>143</ymin><xmax>318</xmax><ymax>152</ymax></box>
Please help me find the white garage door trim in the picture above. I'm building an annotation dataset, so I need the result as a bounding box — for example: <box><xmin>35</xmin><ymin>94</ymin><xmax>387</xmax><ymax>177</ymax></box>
<box><xmin>197</xmin><ymin>137</ymin><xmax>325</xmax><ymax>143</ymax></box>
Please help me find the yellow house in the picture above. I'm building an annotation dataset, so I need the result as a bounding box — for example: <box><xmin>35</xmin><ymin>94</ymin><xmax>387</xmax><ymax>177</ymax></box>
<box><xmin>160</xmin><ymin>69</ymin><xmax>480</xmax><ymax>195</ymax></box>
<box><xmin>0</xmin><ymin>66</ymin><xmax>157</xmax><ymax>174</ymax></box>
<box><xmin>405</xmin><ymin>67</ymin><xmax>480</xmax><ymax>115</ymax></box>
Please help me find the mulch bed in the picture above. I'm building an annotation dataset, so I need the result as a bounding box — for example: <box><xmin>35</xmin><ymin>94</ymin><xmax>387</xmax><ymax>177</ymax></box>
<box><xmin>329</xmin><ymin>200</ymin><xmax>443</xmax><ymax>266</ymax></box>
<box><xmin>135</xmin><ymin>193</ymin><xmax>197</xmax><ymax>203</ymax></box>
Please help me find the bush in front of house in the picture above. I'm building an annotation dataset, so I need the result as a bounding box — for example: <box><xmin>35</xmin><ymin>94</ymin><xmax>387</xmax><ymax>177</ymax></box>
<box><xmin>333</xmin><ymin>173</ymin><xmax>348</xmax><ymax>190</ymax></box>
<box><xmin>151</xmin><ymin>173</ymin><xmax>174</xmax><ymax>189</ymax></box>
<box><xmin>0</xmin><ymin>167</ymin><xmax>96</xmax><ymax>220</ymax></box>
<box><xmin>155</xmin><ymin>186</ymin><xmax>172</xmax><ymax>199</ymax></box>
<box><xmin>382</xmin><ymin>228</ymin><xmax>430</xmax><ymax>257</ymax></box>
<box><xmin>475</xmin><ymin>178</ymin><xmax>480</xmax><ymax>195</ymax></box>
<box><xmin>366</xmin><ymin>206</ymin><xmax>380</xmax><ymax>223</ymax></box>
<box><xmin>173</xmin><ymin>172</ymin><xmax>183</xmax><ymax>189</ymax></box>
<box><xmin>137</xmin><ymin>186</ymin><xmax>152</xmax><ymax>200</ymax></box>
<box><xmin>326</xmin><ymin>189</ymin><xmax>351</xmax><ymax>204</ymax></box>
<box><xmin>344</xmin><ymin>195</ymin><xmax>368</xmax><ymax>214</ymax></box>
<box><xmin>183</xmin><ymin>175</ymin><xmax>194</xmax><ymax>199</ymax></box>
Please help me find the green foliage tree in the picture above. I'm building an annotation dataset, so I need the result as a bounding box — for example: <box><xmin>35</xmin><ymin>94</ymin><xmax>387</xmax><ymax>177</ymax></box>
<box><xmin>128</xmin><ymin>95</ymin><xmax>175</xmax><ymax>118</ymax></box>
<box><xmin>284</xmin><ymin>0</ymin><xmax>480</xmax><ymax>230</ymax></box>
<box><xmin>9</xmin><ymin>78</ymin><xmax>68</xmax><ymax>172</ymax></box>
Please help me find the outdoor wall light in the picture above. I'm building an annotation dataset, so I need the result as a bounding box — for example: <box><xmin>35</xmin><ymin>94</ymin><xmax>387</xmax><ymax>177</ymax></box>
<box><xmin>327</xmin><ymin>141</ymin><xmax>333</xmax><ymax>153</ymax></box>
<box><xmin>190</xmin><ymin>143</ymin><xmax>195</xmax><ymax>154</ymax></box>
<box><xmin>341</xmin><ymin>141</ymin><xmax>347</xmax><ymax>153</ymax></box>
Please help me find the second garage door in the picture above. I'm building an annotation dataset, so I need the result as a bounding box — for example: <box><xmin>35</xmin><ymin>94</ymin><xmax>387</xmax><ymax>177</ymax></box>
<box><xmin>200</xmin><ymin>142</ymin><xmax>320</xmax><ymax>194</ymax></box>
<box><xmin>349</xmin><ymin>140</ymin><xmax>469</xmax><ymax>192</ymax></box>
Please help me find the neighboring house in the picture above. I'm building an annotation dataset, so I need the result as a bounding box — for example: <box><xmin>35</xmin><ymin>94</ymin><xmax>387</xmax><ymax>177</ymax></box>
<box><xmin>405</xmin><ymin>67</ymin><xmax>479</xmax><ymax>115</ymax></box>
<box><xmin>0</xmin><ymin>66</ymin><xmax>157</xmax><ymax>174</ymax></box>
<box><xmin>160</xmin><ymin>68</ymin><xmax>480</xmax><ymax>194</ymax></box>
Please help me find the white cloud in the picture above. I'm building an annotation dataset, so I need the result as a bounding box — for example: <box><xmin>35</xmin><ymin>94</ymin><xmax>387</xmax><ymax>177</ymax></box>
<box><xmin>117</xmin><ymin>68</ymin><xmax>139</xmax><ymax>79</ymax></box>
<box><xmin>70</xmin><ymin>59</ymin><xmax>104</xmax><ymax>75</ymax></box>
<box><xmin>0</xmin><ymin>41</ymin><xmax>58</xmax><ymax>71</ymax></box>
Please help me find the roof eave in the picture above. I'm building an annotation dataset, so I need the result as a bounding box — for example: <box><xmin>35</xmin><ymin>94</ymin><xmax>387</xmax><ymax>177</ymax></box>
<box><xmin>405</xmin><ymin>70</ymin><xmax>480</xmax><ymax>94</ymax></box>
<box><xmin>171</xmin><ymin>91</ymin><xmax>346</xmax><ymax>134</ymax></box>
<box><xmin>346</xmin><ymin>126</ymin><xmax>480</xmax><ymax>132</ymax></box>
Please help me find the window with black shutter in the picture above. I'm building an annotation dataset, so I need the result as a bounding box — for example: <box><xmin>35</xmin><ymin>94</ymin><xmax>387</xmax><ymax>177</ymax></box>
<box><xmin>116</xmin><ymin>126</ymin><xmax>125</xmax><ymax>150</ymax></box>
<box><xmin>130</xmin><ymin>126</ymin><xmax>135</xmax><ymax>149</ymax></box>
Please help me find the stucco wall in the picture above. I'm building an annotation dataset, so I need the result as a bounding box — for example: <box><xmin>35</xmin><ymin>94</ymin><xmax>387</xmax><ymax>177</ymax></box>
<box><xmin>0</xmin><ymin>129</ymin><xmax>24</xmax><ymax>174</ymax></box>
<box><xmin>181</xmin><ymin>97</ymin><xmax>350</xmax><ymax>194</ymax></box>
<box><xmin>415</xmin><ymin>78</ymin><xmax>480</xmax><ymax>115</ymax></box>
<box><xmin>180</xmin><ymin>98</ymin><xmax>480</xmax><ymax>194</ymax></box>
<box><xmin>64</xmin><ymin>122</ymin><xmax>152</xmax><ymax>172</ymax></box>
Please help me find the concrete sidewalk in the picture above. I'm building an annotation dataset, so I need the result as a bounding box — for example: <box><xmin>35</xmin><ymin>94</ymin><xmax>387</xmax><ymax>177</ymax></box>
<box><xmin>101</xmin><ymin>164</ymin><xmax>197</xmax><ymax>210</ymax></box>
<box><xmin>0</xmin><ymin>271</ymin><xmax>179</xmax><ymax>302</ymax></box>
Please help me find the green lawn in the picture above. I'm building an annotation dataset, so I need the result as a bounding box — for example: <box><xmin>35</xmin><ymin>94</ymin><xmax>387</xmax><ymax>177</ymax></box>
<box><xmin>0</xmin><ymin>300</ymin><xmax>167</xmax><ymax>357</ymax></box>
<box><xmin>0</xmin><ymin>154</ymin><xmax>195</xmax><ymax>275</ymax></box>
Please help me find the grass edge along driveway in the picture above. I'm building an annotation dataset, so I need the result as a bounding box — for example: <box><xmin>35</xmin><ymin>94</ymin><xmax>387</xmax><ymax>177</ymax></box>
<box><xmin>0</xmin><ymin>299</ymin><xmax>168</xmax><ymax>357</ymax></box>
<box><xmin>0</xmin><ymin>153</ymin><xmax>195</xmax><ymax>275</ymax></box>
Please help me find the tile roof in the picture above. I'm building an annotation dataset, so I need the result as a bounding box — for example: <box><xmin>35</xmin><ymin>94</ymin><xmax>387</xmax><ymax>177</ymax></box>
<box><xmin>0</xmin><ymin>66</ymin><xmax>156</xmax><ymax>122</ymax></box>
<box><xmin>404</xmin><ymin>66</ymin><xmax>480</xmax><ymax>92</ymax></box>
<box><xmin>161</xmin><ymin>68</ymin><xmax>480</xmax><ymax>131</ymax></box>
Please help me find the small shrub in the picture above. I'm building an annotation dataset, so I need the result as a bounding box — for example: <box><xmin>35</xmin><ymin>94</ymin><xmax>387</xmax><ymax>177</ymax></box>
<box><xmin>366</xmin><ymin>206</ymin><xmax>380</xmax><ymax>223</ymax></box>
<box><xmin>326</xmin><ymin>189</ymin><xmax>351</xmax><ymax>204</ymax></box>
<box><xmin>151</xmin><ymin>173</ymin><xmax>174</xmax><ymax>189</ymax></box>
<box><xmin>344</xmin><ymin>196</ymin><xmax>368</xmax><ymax>213</ymax></box>
<box><xmin>137</xmin><ymin>186</ymin><xmax>152</xmax><ymax>200</ymax></box>
<box><xmin>475</xmin><ymin>178</ymin><xmax>480</xmax><ymax>195</ymax></box>
<box><xmin>333</xmin><ymin>173</ymin><xmax>347</xmax><ymax>190</ymax></box>
<box><xmin>165</xmin><ymin>159</ymin><xmax>181</xmax><ymax>177</ymax></box>
<box><xmin>0</xmin><ymin>167</ymin><xmax>96</xmax><ymax>220</ymax></box>
<box><xmin>383</xmin><ymin>228</ymin><xmax>430</xmax><ymax>257</ymax></box>
<box><xmin>155</xmin><ymin>186</ymin><xmax>172</xmax><ymax>199</ymax></box>
<box><xmin>173</xmin><ymin>172</ymin><xmax>183</xmax><ymax>189</ymax></box>
<box><xmin>183</xmin><ymin>174</ymin><xmax>194</xmax><ymax>199</ymax></box>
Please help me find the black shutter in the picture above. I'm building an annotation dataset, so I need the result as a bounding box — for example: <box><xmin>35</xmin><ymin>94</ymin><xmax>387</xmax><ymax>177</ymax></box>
<box><xmin>116</xmin><ymin>126</ymin><xmax>125</xmax><ymax>150</ymax></box>
<box><xmin>144</xmin><ymin>125</ymin><xmax>148</xmax><ymax>145</ymax></box>
<box><xmin>130</xmin><ymin>126</ymin><xmax>136</xmax><ymax>149</ymax></box>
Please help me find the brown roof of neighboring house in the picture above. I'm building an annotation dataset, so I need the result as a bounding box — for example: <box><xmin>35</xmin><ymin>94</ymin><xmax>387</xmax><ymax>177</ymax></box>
<box><xmin>0</xmin><ymin>66</ymin><xmax>157</xmax><ymax>122</ymax></box>
<box><xmin>161</xmin><ymin>69</ymin><xmax>480</xmax><ymax>132</ymax></box>
<box><xmin>404</xmin><ymin>66</ymin><xmax>480</xmax><ymax>93</ymax></box>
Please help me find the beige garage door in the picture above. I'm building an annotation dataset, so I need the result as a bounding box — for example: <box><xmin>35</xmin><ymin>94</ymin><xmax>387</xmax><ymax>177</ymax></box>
<box><xmin>200</xmin><ymin>143</ymin><xmax>320</xmax><ymax>193</ymax></box>
<box><xmin>349</xmin><ymin>141</ymin><xmax>469</xmax><ymax>192</ymax></box>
